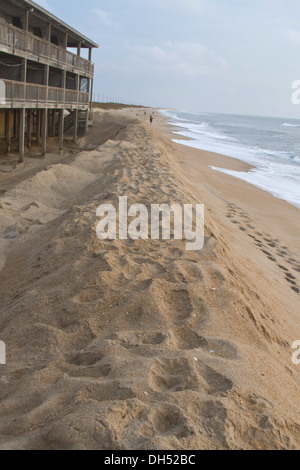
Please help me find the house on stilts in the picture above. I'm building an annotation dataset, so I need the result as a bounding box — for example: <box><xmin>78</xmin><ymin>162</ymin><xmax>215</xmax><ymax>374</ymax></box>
<box><xmin>0</xmin><ymin>0</ymin><xmax>98</xmax><ymax>162</ymax></box>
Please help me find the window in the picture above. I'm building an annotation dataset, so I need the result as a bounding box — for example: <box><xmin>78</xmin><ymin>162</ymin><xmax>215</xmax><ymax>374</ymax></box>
<box><xmin>80</xmin><ymin>77</ymin><xmax>88</xmax><ymax>93</ymax></box>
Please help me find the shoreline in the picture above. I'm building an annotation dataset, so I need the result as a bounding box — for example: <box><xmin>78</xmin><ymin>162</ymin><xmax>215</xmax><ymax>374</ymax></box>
<box><xmin>0</xmin><ymin>108</ymin><xmax>299</xmax><ymax>450</ymax></box>
<box><xmin>147</xmin><ymin>109</ymin><xmax>300</xmax><ymax>252</ymax></box>
<box><xmin>157</xmin><ymin>111</ymin><xmax>300</xmax><ymax>212</ymax></box>
<box><xmin>156</xmin><ymin>116</ymin><xmax>254</xmax><ymax>171</ymax></box>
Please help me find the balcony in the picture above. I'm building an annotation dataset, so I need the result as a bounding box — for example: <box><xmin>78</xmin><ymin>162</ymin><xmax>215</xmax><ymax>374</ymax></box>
<box><xmin>1</xmin><ymin>79</ymin><xmax>89</xmax><ymax>109</ymax></box>
<box><xmin>0</xmin><ymin>21</ymin><xmax>94</xmax><ymax>78</ymax></box>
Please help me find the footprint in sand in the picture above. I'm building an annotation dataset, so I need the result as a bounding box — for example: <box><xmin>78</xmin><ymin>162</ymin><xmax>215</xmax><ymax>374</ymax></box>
<box><xmin>261</xmin><ymin>249</ymin><xmax>272</xmax><ymax>257</ymax></box>
<box><xmin>285</xmin><ymin>277</ymin><xmax>297</xmax><ymax>287</ymax></box>
<box><xmin>291</xmin><ymin>286</ymin><xmax>300</xmax><ymax>294</ymax></box>
<box><xmin>255</xmin><ymin>242</ymin><xmax>264</xmax><ymax>248</ymax></box>
<box><xmin>286</xmin><ymin>259</ymin><xmax>300</xmax><ymax>272</ymax></box>
<box><xmin>149</xmin><ymin>357</ymin><xmax>197</xmax><ymax>392</ymax></box>
<box><xmin>286</xmin><ymin>273</ymin><xmax>297</xmax><ymax>280</ymax></box>
<box><xmin>278</xmin><ymin>265</ymin><xmax>289</xmax><ymax>272</ymax></box>
<box><xmin>67</xmin><ymin>351</ymin><xmax>104</xmax><ymax>367</ymax></box>
<box><xmin>112</xmin><ymin>330</ymin><xmax>166</xmax><ymax>351</ymax></box>
<box><xmin>141</xmin><ymin>332</ymin><xmax>166</xmax><ymax>346</ymax></box>
<box><xmin>152</xmin><ymin>405</ymin><xmax>192</xmax><ymax>439</ymax></box>
<box><xmin>77</xmin><ymin>381</ymin><xmax>135</xmax><ymax>402</ymax></box>
<box><xmin>201</xmin><ymin>365</ymin><xmax>234</xmax><ymax>395</ymax></box>
<box><xmin>74</xmin><ymin>287</ymin><xmax>104</xmax><ymax>304</ymax></box>
<box><xmin>135</xmin><ymin>279</ymin><xmax>153</xmax><ymax>292</ymax></box>
<box><xmin>166</xmin><ymin>289</ymin><xmax>193</xmax><ymax>323</ymax></box>
<box><xmin>276</xmin><ymin>250</ymin><xmax>288</xmax><ymax>257</ymax></box>
<box><xmin>172</xmin><ymin>327</ymin><xmax>238</xmax><ymax>360</ymax></box>
<box><xmin>66</xmin><ymin>351</ymin><xmax>112</xmax><ymax>378</ymax></box>
<box><xmin>200</xmin><ymin>400</ymin><xmax>228</xmax><ymax>443</ymax></box>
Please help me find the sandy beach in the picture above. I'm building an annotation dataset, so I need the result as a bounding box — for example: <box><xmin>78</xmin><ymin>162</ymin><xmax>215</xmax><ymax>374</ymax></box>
<box><xmin>0</xmin><ymin>108</ymin><xmax>299</xmax><ymax>450</ymax></box>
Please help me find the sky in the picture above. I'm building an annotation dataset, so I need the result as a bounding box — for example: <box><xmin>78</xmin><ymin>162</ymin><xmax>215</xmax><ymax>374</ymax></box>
<box><xmin>35</xmin><ymin>0</ymin><xmax>300</xmax><ymax>118</ymax></box>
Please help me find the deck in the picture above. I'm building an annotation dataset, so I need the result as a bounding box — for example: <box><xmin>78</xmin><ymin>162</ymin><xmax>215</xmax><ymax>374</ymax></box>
<box><xmin>0</xmin><ymin>79</ymin><xmax>89</xmax><ymax>109</ymax></box>
<box><xmin>0</xmin><ymin>21</ymin><xmax>94</xmax><ymax>78</ymax></box>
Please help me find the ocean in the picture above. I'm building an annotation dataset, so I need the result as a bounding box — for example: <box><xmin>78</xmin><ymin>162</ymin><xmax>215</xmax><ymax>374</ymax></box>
<box><xmin>159</xmin><ymin>110</ymin><xmax>300</xmax><ymax>210</ymax></box>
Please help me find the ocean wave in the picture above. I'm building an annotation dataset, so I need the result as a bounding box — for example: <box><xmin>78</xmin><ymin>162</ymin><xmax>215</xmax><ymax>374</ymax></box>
<box><xmin>170</xmin><ymin>121</ymin><xmax>237</xmax><ymax>142</ymax></box>
<box><xmin>160</xmin><ymin>109</ymin><xmax>300</xmax><ymax>209</ymax></box>
<box><xmin>210</xmin><ymin>165</ymin><xmax>300</xmax><ymax>209</ymax></box>
<box><xmin>253</xmin><ymin>146</ymin><xmax>299</xmax><ymax>162</ymax></box>
<box><xmin>282</xmin><ymin>122</ymin><xmax>300</xmax><ymax>128</ymax></box>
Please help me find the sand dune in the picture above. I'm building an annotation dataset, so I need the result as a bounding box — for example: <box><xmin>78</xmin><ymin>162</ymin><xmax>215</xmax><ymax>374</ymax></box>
<box><xmin>0</xmin><ymin>110</ymin><xmax>299</xmax><ymax>450</ymax></box>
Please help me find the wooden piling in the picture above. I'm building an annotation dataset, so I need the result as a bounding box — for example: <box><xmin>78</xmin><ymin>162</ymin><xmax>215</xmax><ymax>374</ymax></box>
<box><xmin>5</xmin><ymin>110</ymin><xmax>11</xmax><ymax>155</ymax></box>
<box><xmin>19</xmin><ymin>109</ymin><xmax>25</xmax><ymax>163</ymax></box>
<box><xmin>59</xmin><ymin>109</ymin><xmax>64</xmax><ymax>151</ymax></box>
<box><xmin>41</xmin><ymin>109</ymin><xmax>47</xmax><ymax>156</ymax></box>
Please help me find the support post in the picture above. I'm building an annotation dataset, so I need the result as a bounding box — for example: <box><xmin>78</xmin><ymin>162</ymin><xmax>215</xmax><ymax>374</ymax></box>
<box><xmin>62</xmin><ymin>70</ymin><xmax>66</xmax><ymax>105</ymax></box>
<box><xmin>73</xmin><ymin>109</ymin><xmax>78</xmax><ymax>143</ymax></box>
<box><xmin>75</xmin><ymin>74</ymin><xmax>80</xmax><ymax>91</ymax></box>
<box><xmin>90</xmin><ymin>78</ymin><xmax>94</xmax><ymax>111</ymax></box>
<box><xmin>36</xmin><ymin>110</ymin><xmax>41</xmax><ymax>145</ymax></box>
<box><xmin>44</xmin><ymin>65</ymin><xmax>49</xmax><ymax>104</ymax></box>
<box><xmin>19</xmin><ymin>109</ymin><xmax>25</xmax><ymax>163</ymax></box>
<box><xmin>21</xmin><ymin>57</ymin><xmax>27</xmax><ymax>103</ymax></box>
<box><xmin>84</xmin><ymin>109</ymin><xmax>89</xmax><ymax>135</ymax></box>
<box><xmin>52</xmin><ymin>110</ymin><xmax>56</xmax><ymax>137</ymax></box>
<box><xmin>5</xmin><ymin>110</ymin><xmax>11</xmax><ymax>155</ymax></box>
<box><xmin>46</xmin><ymin>23</ymin><xmax>51</xmax><ymax>42</ymax></box>
<box><xmin>59</xmin><ymin>109</ymin><xmax>64</xmax><ymax>152</ymax></box>
<box><xmin>27</xmin><ymin>109</ymin><xmax>32</xmax><ymax>149</ymax></box>
<box><xmin>44</xmin><ymin>65</ymin><xmax>49</xmax><ymax>86</ymax></box>
<box><xmin>75</xmin><ymin>74</ymin><xmax>80</xmax><ymax>108</ymax></box>
<box><xmin>62</xmin><ymin>70</ymin><xmax>66</xmax><ymax>88</ymax></box>
<box><xmin>24</xmin><ymin>9</ymin><xmax>29</xmax><ymax>31</ymax></box>
<box><xmin>41</xmin><ymin>109</ymin><xmax>47</xmax><ymax>156</ymax></box>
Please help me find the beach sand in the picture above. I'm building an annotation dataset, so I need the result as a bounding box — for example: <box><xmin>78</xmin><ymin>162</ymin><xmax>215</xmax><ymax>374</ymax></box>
<box><xmin>0</xmin><ymin>108</ymin><xmax>299</xmax><ymax>450</ymax></box>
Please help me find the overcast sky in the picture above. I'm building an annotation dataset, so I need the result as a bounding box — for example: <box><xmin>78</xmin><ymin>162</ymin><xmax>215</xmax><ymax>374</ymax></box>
<box><xmin>37</xmin><ymin>0</ymin><xmax>300</xmax><ymax>118</ymax></box>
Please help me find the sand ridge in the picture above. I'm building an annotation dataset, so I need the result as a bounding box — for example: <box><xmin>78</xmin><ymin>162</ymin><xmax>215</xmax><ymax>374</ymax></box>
<box><xmin>0</xmin><ymin>110</ymin><xmax>299</xmax><ymax>450</ymax></box>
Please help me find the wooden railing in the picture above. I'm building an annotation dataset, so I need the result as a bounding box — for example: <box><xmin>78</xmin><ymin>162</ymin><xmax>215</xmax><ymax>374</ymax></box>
<box><xmin>0</xmin><ymin>21</ymin><xmax>94</xmax><ymax>78</ymax></box>
<box><xmin>2</xmin><ymin>80</ymin><xmax>89</xmax><ymax>108</ymax></box>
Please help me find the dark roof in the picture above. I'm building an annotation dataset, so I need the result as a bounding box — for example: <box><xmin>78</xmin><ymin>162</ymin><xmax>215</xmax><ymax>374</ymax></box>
<box><xmin>10</xmin><ymin>0</ymin><xmax>99</xmax><ymax>48</ymax></box>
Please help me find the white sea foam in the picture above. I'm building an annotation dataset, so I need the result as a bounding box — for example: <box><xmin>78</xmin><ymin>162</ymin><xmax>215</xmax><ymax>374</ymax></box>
<box><xmin>282</xmin><ymin>122</ymin><xmax>300</xmax><ymax>128</ymax></box>
<box><xmin>160</xmin><ymin>110</ymin><xmax>300</xmax><ymax>210</ymax></box>
<box><xmin>211</xmin><ymin>165</ymin><xmax>300</xmax><ymax>209</ymax></box>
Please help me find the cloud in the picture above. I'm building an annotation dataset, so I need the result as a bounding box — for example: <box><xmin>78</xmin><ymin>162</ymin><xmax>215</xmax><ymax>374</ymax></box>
<box><xmin>127</xmin><ymin>41</ymin><xmax>227</xmax><ymax>78</ymax></box>
<box><xmin>286</xmin><ymin>28</ymin><xmax>300</xmax><ymax>45</ymax></box>
<box><xmin>130</xmin><ymin>0</ymin><xmax>207</xmax><ymax>14</ymax></box>
<box><xmin>91</xmin><ymin>9</ymin><xmax>121</xmax><ymax>30</ymax></box>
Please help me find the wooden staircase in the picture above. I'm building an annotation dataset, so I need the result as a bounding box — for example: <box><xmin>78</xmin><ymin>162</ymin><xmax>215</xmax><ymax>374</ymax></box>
<box><xmin>54</xmin><ymin>110</ymin><xmax>88</xmax><ymax>135</ymax></box>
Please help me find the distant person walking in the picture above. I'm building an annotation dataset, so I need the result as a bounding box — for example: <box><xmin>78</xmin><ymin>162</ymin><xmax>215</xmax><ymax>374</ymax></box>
<box><xmin>150</xmin><ymin>115</ymin><xmax>153</xmax><ymax>124</ymax></box>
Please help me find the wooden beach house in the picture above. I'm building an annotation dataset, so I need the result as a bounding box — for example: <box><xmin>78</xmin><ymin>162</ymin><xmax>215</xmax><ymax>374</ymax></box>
<box><xmin>0</xmin><ymin>0</ymin><xmax>98</xmax><ymax>162</ymax></box>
